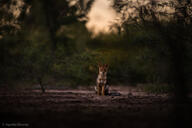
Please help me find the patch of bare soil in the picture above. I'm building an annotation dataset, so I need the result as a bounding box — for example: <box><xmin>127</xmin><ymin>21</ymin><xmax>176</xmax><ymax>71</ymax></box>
<box><xmin>0</xmin><ymin>86</ymin><xmax>191</xmax><ymax>128</ymax></box>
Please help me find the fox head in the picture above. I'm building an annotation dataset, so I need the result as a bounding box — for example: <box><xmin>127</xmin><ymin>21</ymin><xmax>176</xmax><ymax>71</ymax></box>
<box><xmin>98</xmin><ymin>64</ymin><xmax>108</xmax><ymax>75</ymax></box>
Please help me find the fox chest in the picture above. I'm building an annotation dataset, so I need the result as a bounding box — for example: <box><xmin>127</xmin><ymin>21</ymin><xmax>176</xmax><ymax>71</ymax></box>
<box><xmin>97</xmin><ymin>73</ymin><xmax>107</xmax><ymax>84</ymax></box>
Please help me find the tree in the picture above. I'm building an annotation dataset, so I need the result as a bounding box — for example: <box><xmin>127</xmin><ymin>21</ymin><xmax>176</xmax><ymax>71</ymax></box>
<box><xmin>113</xmin><ymin>0</ymin><xmax>192</xmax><ymax>126</ymax></box>
<box><xmin>0</xmin><ymin>0</ymin><xmax>95</xmax><ymax>90</ymax></box>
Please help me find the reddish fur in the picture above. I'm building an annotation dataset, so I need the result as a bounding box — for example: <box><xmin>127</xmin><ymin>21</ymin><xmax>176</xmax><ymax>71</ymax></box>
<box><xmin>97</xmin><ymin>64</ymin><xmax>108</xmax><ymax>95</ymax></box>
<box><xmin>98</xmin><ymin>64</ymin><xmax>108</xmax><ymax>73</ymax></box>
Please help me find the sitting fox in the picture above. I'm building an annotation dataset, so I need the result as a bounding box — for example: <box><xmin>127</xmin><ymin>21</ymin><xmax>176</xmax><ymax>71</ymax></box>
<box><xmin>95</xmin><ymin>64</ymin><xmax>109</xmax><ymax>95</ymax></box>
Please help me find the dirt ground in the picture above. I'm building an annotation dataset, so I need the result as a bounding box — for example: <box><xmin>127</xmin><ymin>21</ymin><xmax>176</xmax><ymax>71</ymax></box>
<box><xmin>0</xmin><ymin>86</ymin><xmax>191</xmax><ymax>128</ymax></box>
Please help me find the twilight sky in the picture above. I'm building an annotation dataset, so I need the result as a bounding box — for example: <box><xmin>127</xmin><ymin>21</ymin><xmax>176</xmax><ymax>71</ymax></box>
<box><xmin>86</xmin><ymin>0</ymin><xmax>117</xmax><ymax>36</ymax></box>
<box><xmin>85</xmin><ymin>0</ymin><xmax>174</xmax><ymax>36</ymax></box>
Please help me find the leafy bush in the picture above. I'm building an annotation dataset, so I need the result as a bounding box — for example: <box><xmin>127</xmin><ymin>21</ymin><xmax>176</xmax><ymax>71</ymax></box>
<box><xmin>141</xmin><ymin>84</ymin><xmax>175</xmax><ymax>94</ymax></box>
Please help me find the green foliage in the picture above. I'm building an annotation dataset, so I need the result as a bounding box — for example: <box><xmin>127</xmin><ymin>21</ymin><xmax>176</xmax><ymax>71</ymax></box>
<box><xmin>0</xmin><ymin>0</ymin><xmax>192</xmax><ymax>91</ymax></box>
<box><xmin>22</xmin><ymin>28</ymin><xmax>52</xmax><ymax>79</ymax></box>
<box><xmin>53</xmin><ymin>50</ymin><xmax>99</xmax><ymax>85</ymax></box>
<box><xmin>141</xmin><ymin>84</ymin><xmax>175</xmax><ymax>94</ymax></box>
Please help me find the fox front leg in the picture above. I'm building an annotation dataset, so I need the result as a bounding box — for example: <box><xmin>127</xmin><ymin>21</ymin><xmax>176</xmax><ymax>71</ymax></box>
<box><xmin>102</xmin><ymin>85</ymin><xmax>105</xmax><ymax>96</ymax></box>
<box><xmin>97</xmin><ymin>84</ymin><xmax>101</xmax><ymax>95</ymax></box>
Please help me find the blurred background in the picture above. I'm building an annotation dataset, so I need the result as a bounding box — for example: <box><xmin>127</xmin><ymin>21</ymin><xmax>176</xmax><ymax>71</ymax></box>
<box><xmin>0</xmin><ymin>0</ymin><xmax>192</xmax><ymax>96</ymax></box>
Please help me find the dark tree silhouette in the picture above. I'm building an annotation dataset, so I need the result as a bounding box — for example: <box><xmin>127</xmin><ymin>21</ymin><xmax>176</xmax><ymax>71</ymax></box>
<box><xmin>113</xmin><ymin>0</ymin><xmax>192</xmax><ymax>126</ymax></box>
<box><xmin>0</xmin><ymin>0</ymin><xmax>95</xmax><ymax>91</ymax></box>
